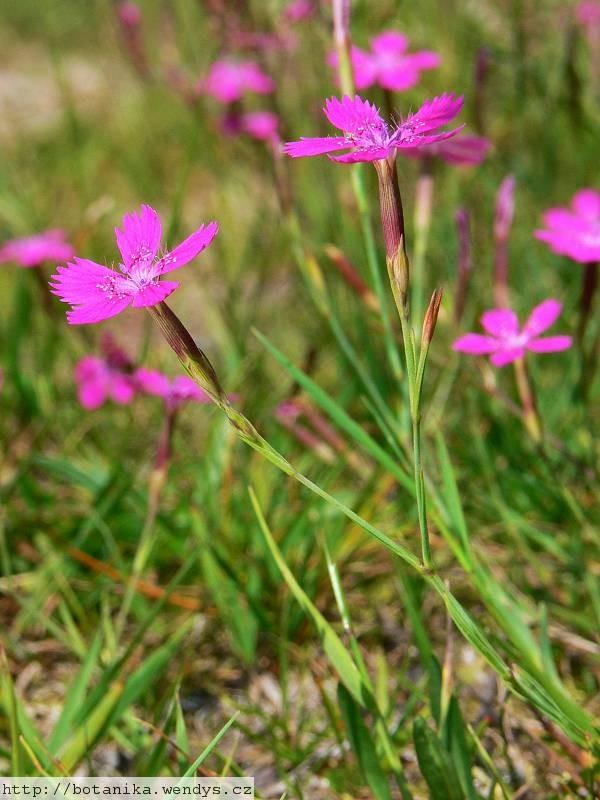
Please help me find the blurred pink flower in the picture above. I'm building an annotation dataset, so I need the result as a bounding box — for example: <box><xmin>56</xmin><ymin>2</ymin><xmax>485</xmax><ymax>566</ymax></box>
<box><xmin>284</xmin><ymin>0</ymin><xmax>314</xmax><ymax>22</ymax></box>
<box><xmin>50</xmin><ymin>205</ymin><xmax>218</xmax><ymax>324</ymax></box>
<box><xmin>222</xmin><ymin>110</ymin><xmax>279</xmax><ymax>141</ymax></box>
<box><xmin>0</xmin><ymin>230</ymin><xmax>75</xmax><ymax>268</ymax></box>
<box><xmin>75</xmin><ymin>337</ymin><xmax>137</xmax><ymax>410</ymax></box>
<box><xmin>535</xmin><ymin>189</ymin><xmax>600</xmax><ymax>264</ymax></box>
<box><xmin>135</xmin><ymin>368</ymin><xmax>212</xmax><ymax>410</ymax></box>
<box><xmin>453</xmin><ymin>300</ymin><xmax>572</xmax><ymax>367</ymax></box>
<box><xmin>329</xmin><ymin>31</ymin><xmax>440</xmax><ymax>92</ymax></box>
<box><xmin>198</xmin><ymin>59</ymin><xmax>274</xmax><ymax>103</ymax></box>
<box><xmin>117</xmin><ymin>1</ymin><xmax>142</xmax><ymax>28</ymax></box>
<box><xmin>241</xmin><ymin>110</ymin><xmax>279</xmax><ymax>140</ymax></box>
<box><xmin>402</xmin><ymin>134</ymin><xmax>491</xmax><ymax>166</ymax></box>
<box><xmin>284</xmin><ymin>93</ymin><xmax>463</xmax><ymax>163</ymax></box>
<box><xmin>576</xmin><ymin>0</ymin><xmax>600</xmax><ymax>28</ymax></box>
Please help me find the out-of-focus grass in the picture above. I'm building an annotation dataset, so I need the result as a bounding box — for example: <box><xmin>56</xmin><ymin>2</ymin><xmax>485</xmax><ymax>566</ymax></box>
<box><xmin>0</xmin><ymin>1</ymin><xmax>599</xmax><ymax>797</ymax></box>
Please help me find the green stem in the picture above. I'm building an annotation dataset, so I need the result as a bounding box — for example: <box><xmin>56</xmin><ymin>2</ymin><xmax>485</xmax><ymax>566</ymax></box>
<box><xmin>411</xmin><ymin>163</ymin><xmax>434</xmax><ymax>327</ymax></box>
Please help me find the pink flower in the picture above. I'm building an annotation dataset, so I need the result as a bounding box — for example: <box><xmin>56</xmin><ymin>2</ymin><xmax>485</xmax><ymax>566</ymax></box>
<box><xmin>135</xmin><ymin>368</ymin><xmax>211</xmax><ymax>411</ymax></box>
<box><xmin>240</xmin><ymin>110</ymin><xmax>279</xmax><ymax>141</ymax></box>
<box><xmin>50</xmin><ymin>205</ymin><xmax>218</xmax><ymax>325</ymax></box>
<box><xmin>402</xmin><ymin>134</ymin><xmax>491</xmax><ymax>166</ymax></box>
<box><xmin>198</xmin><ymin>59</ymin><xmax>274</xmax><ymax>104</ymax></box>
<box><xmin>284</xmin><ymin>0</ymin><xmax>314</xmax><ymax>22</ymax></box>
<box><xmin>75</xmin><ymin>337</ymin><xmax>137</xmax><ymax>410</ymax></box>
<box><xmin>0</xmin><ymin>230</ymin><xmax>75</xmax><ymax>269</ymax></box>
<box><xmin>329</xmin><ymin>31</ymin><xmax>440</xmax><ymax>92</ymax></box>
<box><xmin>222</xmin><ymin>110</ymin><xmax>279</xmax><ymax>141</ymax></box>
<box><xmin>576</xmin><ymin>0</ymin><xmax>600</xmax><ymax>28</ymax></box>
<box><xmin>453</xmin><ymin>300</ymin><xmax>572</xmax><ymax>367</ymax></box>
<box><xmin>534</xmin><ymin>189</ymin><xmax>600</xmax><ymax>264</ymax></box>
<box><xmin>284</xmin><ymin>93</ymin><xmax>463</xmax><ymax>164</ymax></box>
<box><xmin>117</xmin><ymin>1</ymin><xmax>142</xmax><ymax>28</ymax></box>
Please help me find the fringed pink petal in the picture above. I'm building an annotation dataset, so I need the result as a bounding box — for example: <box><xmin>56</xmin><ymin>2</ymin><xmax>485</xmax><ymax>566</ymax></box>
<box><xmin>130</xmin><ymin>281</ymin><xmax>179</xmax><ymax>307</ymax></box>
<box><xmin>523</xmin><ymin>299</ymin><xmax>562</xmax><ymax>337</ymax></box>
<box><xmin>158</xmin><ymin>222</ymin><xmax>219</xmax><ymax>274</ymax></box>
<box><xmin>526</xmin><ymin>336</ymin><xmax>573</xmax><ymax>353</ymax></box>
<box><xmin>323</xmin><ymin>95</ymin><xmax>385</xmax><ymax>134</ymax></box>
<box><xmin>115</xmin><ymin>204</ymin><xmax>162</xmax><ymax>272</ymax></box>
<box><xmin>480</xmin><ymin>308</ymin><xmax>519</xmax><ymax>338</ymax></box>
<box><xmin>284</xmin><ymin>136</ymin><xmax>349</xmax><ymax>158</ymax></box>
<box><xmin>452</xmin><ymin>333</ymin><xmax>500</xmax><ymax>355</ymax></box>
<box><xmin>490</xmin><ymin>347</ymin><xmax>525</xmax><ymax>367</ymax></box>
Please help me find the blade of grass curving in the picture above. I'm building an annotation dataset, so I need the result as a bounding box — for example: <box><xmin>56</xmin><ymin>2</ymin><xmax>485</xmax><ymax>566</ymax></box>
<box><xmin>179</xmin><ymin>712</ymin><xmax>240</xmax><ymax>778</ymax></box>
<box><xmin>48</xmin><ymin>630</ymin><xmax>103</xmax><ymax>751</ymax></box>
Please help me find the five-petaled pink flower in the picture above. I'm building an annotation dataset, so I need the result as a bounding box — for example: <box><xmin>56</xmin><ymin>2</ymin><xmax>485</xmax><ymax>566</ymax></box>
<box><xmin>329</xmin><ymin>31</ymin><xmax>440</xmax><ymax>92</ymax></box>
<box><xmin>284</xmin><ymin>93</ymin><xmax>463</xmax><ymax>164</ymax></box>
<box><xmin>50</xmin><ymin>205</ymin><xmax>218</xmax><ymax>324</ymax></box>
<box><xmin>198</xmin><ymin>59</ymin><xmax>274</xmax><ymax>104</ymax></box>
<box><xmin>453</xmin><ymin>300</ymin><xmax>572</xmax><ymax>367</ymax></box>
<box><xmin>135</xmin><ymin>368</ymin><xmax>212</xmax><ymax>411</ymax></box>
<box><xmin>403</xmin><ymin>134</ymin><xmax>491</xmax><ymax>166</ymax></box>
<box><xmin>0</xmin><ymin>230</ymin><xmax>75</xmax><ymax>269</ymax></box>
<box><xmin>75</xmin><ymin>336</ymin><xmax>137</xmax><ymax>410</ymax></box>
<box><xmin>534</xmin><ymin>189</ymin><xmax>600</xmax><ymax>264</ymax></box>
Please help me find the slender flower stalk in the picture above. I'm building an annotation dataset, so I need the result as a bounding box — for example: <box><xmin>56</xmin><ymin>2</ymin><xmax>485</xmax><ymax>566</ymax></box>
<box><xmin>454</xmin><ymin>208</ymin><xmax>472</xmax><ymax>325</ymax></box>
<box><xmin>493</xmin><ymin>175</ymin><xmax>516</xmax><ymax>308</ymax></box>
<box><xmin>411</xmin><ymin>159</ymin><xmax>434</xmax><ymax>325</ymax></box>
<box><xmin>513</xmin><ymin>358</ymin><xmax>542</xmax><ymax>444</ymax></box>
<box><xmin>372</xmin><ymin>156</ymin><xmax>435</xmax><ymax>569</ymax></box>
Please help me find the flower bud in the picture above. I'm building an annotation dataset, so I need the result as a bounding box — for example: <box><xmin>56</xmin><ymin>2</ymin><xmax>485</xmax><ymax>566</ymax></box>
<box><xmin>421</xmin><ymin>288</ymin><xmax>443</xmax><ymax>347</ymax></box>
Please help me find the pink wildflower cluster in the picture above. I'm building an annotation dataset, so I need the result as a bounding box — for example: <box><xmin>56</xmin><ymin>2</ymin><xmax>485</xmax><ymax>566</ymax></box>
<box><xmin>330</xmin><ymin>31</ymin><xmax>440</xmax><ymax>92</ymax></box>
<box><xmin>135</xmin><ymin>368</ymin><xmax>211</xmax><ymax>411</ymax></box>
<box><xmin>75</xmin><ymin>335</ymin><xmax>136</xmax><ymax>410</ymax></box>
<box><xmin>222</xmin><ymin>110</ymin><xmax>279</xmax><ymax>142</ymax></box>
<box><xmin>75</xmin><ymin>339</ymin><xmax>212</xmax><ymax>413</ymax></box>
<box><xmin>453</xmin><ymin>301</ymin><xmax>572</xmax><ymax>367</ymax></box>
<box><xmin>50</xmin><ymin>205</ymin><xmax>217</xmax><ymax>324</ymax></box>
<box><xmin>198</xmin><ymin>59</ymin><xmax>274</xmax><ymax>104</ymax></box>
<box><xmin>0</xmin><ymin>230</ymin><xmax>75</xmax><ymax>269</ymax></box>
<box><xmin>284</xmin><ymin>93</ymin><xmax>464</xmax><ymax>164</ymax></box>
<box><xmin>535</xmin><ymin>189</ymin><xmax>600</xmax><ymax>264</ymax></box>
<box><xmin>198</xmin><ymin>58</ymin><xmax>278</xmax><ymax>144</ymax></box>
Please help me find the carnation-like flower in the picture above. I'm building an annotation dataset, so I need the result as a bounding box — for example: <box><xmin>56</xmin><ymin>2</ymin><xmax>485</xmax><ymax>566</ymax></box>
<box><xmin>198</xmin><ymin>59</ymin><xmax>274</xmax><ymax>104</ymax></box>
<box><xmin>534</xmin><ymin>189</ymin><xmax>600</xmax><ymax>264</ymax></box>
<box><xmin>135</xmin><ymin>368</ymin><xmax>212</xmax><ymax>411</ymax></box>
<box><xmin>50</xmin><ymin>205</ymin><xmax>218</xmax><ymax>324</ymax></box>
<box><xmin>0</xmin><ymin>230</ymin><xmax>75</xmax><ymax>269</ymax></box>
<box><xmin>284</xmin><ymin>93</ymin><xmax>463</xmax><ymax>164</ymax></box>
<box><xmin>329</xmin><ymin>31</ymin><xmax>440</xmax><ymax>92</ymax></box>
<box><xmin>75</xmin><ymin>336</ymin><xmax>137</xmax><ymax>410</ymax></box>
<box><xmin>453</xmin><ymin>300</ymin><xmax>572</xmax><ymax>367</ymax></box>
<box><xmin>402</xmin><ymin>134</ymin><xmax>491</xmax><ymax>166</ymax></box>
